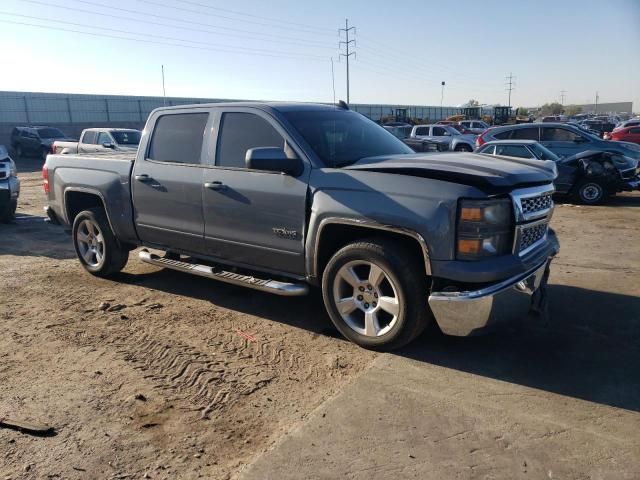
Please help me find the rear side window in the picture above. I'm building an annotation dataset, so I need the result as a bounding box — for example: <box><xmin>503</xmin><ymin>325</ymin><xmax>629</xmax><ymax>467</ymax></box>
<box><xmin>495</xmin><ymin>145</ymin><xmax>532</xmax><ymax>158</ymax></box>
<box><xmin>493</xmin><ymin>130</ymin><xmax>512</xmax><ymax>140</ymax></box>
<box><xmin>414</xmin><ymin>127</ymin><xmax>429</xmax><ymax>136</ymax></box>
<box><xmin>479</xmin><ymin>145</ymin><xmax>495</xmax><ymax>155</ymax></box>
<box><xmin>82</xmin><ymin>131</ymin><xmax>97</xmax><ymax>144</ymax></box>
<box><xmin>510</xmin><ymin>127</ymin><xmax>539</xmax><ymax>140</ymax></box>
<box><xmin>629</xmin><ymin>127</ymin><xmax>640</xmax><ymax>134</ymax></box>
<box><xmin>148</xmin><ymin>112</ymin><xmax>209</xmax><ymax>164</ymax></box>
<box><xmin>216</xmin><ymin>112</ymin><xmax>284</xmax><ymax>168</ymax></box>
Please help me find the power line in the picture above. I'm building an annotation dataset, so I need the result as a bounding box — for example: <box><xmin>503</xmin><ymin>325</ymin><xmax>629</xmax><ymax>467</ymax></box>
<box><xmin>0</xmin><ymin>12</ymin><xmax>331</xmax><ymax>56</ymax></box>
<box><xmin>339</xmin><ymin>19</ymin><xmax>356</xmax><ymax>104</ymax></box>
<box><xmin>0</xmin><ymin>19</ymin><xmax>329</xmax><ymax>60</ymax></box>
<box><xmin>131</xmin><ymin>0</ymin><xmax>336</xmax><ymax>36</ymax></box>
<box><xmin>152</xmin><ymin>0</ymin><xmax>335</xmax><ymax>34</ymax></box>
<box><xmin>21</xmin><ymin>0</ymin><xmax>332</xmax><ymax>48</ymax></box>
<box><xmin>505</xmin><ymin>72</ymin><xmax>515</xmax><ymax>107</ymax></box>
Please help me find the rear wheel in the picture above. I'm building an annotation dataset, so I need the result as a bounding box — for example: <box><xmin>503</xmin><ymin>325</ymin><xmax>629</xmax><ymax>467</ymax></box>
<box><xmin>72</xmin><ymin>208</ymin><xmax>129</xmax><ymax>276</ymax></box>
<box><xmin>574</xmin><ymin>179</ymin><xmax>606</xmax><ymax>205</ymax></box>
<box><xmin>322</xmin><ymin>238</ymin><xmax>430</xmax><ymax>350</ymax></box>
<box><xmin>41</xmin><ymin>147</ymin><xmax>49</xmax><ymax>161</ymax></box>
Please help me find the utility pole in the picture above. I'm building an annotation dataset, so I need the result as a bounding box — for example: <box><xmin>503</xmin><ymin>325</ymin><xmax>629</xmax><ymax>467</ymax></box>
<box><xmin>594</xmin><ymin>91</ymin><xmax>599</xmax><ymax>114</ymax></box>
<box><xmin>560</xmin><ymin>89</ymin><xmax>567</xmax><ymax>106</ymax></box>
<box><xmin>440</xmin><ymin>81</ymin><xmax>445</xmax><ymax>120</ymax></box>
<box><xmin>339</xmin><ymin>19</ymin><xmax>356</xmax><ymax>104</ymax></box>
<box><xmin>505</xmin><ymin>72</ymin><xmax>515</xmax><ymax>108</ymax></box>
<box><xmin>161</xmin><ymin>65</ymin><xmax>167</xmax><ymax>106</ymax></box>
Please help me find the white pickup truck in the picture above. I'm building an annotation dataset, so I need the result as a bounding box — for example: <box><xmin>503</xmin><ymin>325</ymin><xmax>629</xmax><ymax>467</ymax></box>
<box><xmin>52</xmin><ymin>128</ymin><xmax>141</xmax><ymax>154</ymax></box>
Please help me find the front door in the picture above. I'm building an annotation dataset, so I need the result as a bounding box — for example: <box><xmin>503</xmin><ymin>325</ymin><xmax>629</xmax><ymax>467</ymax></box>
<box><xmin>132</xmin><ymin>110</ymin><xmax>211</xmax><ymax>253</ymax></box>
<box><xmin>540</xmin><ymin>126</ymin><xmax>591</xmax><ymax>157</ymax></box>
<box><xmin>202</xmin><ymin>109</ymin><xmax>309</xmax><ymax>276</ymax></box>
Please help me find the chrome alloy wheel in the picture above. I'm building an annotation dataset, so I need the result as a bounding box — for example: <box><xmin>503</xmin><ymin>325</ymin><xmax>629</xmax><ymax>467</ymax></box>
<box><xmin>76</xmin><ymin>219</ymin><xmax>105</xmax><ymax>268</ymax></box>
<box><xmin>332</xmin><ymin>260</ymin><xmax>401</xmax><ymax>337</ymax></box>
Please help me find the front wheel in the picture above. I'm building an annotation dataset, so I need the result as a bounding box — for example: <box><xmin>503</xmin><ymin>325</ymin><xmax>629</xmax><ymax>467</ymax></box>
<box><xmin>322</xmin><ymin>238</ymin><xmax>430</xmax><ymax>350</ymax></box>
<box><xmin>72</xmin><ymin>208</ymin><xmax>129</xmax><ymax>277</ymax></box>
<box><xmin>454</xmin><ymin>144</ymin><xmax>473</xmax><ymax>152</ymax></box>
<box><xmin>0</xmin><ymin>200</ymin><xmax>17</xmax><ymax>223</ymax></box>
<box><xmin>574</xmin><ymin>179</ymin><xmax>606</xmax><ymax>205</ymax></box>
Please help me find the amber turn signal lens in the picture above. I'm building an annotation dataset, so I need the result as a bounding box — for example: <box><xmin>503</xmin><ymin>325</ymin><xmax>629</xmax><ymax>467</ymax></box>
<box><xmin>459</xmin><ymin>207</ymin><xmax>482</xmax><ymax>222</ymax></box>
<box><xmin>457</xmin><ymin>239</ymin><xmax>482</xmax><ymax>254</ymax></box>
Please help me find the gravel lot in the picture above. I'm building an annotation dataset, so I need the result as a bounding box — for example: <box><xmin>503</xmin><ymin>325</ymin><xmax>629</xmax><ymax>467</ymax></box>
<box><xmin>1</xmin><ymin>158</ymin><xmax>639</xmax><ymax>479</ymax></box>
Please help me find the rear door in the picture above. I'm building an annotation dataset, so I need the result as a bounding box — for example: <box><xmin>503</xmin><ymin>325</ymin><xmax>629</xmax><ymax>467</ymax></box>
<box><xmin>132</xmin><ymin>109</ymin><xmax>212</xmax><ymax>253</ymax></box>
<box><xmin>202</xmin><ymin>108</ymin><xmax>310</xmax><ymax>275</ymax></box>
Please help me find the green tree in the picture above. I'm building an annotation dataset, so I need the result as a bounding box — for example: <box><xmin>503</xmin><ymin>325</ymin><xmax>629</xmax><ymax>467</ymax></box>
<box><xmin>468</xmin><ymin>99</ymin><xmax>480</xmax><ymax>106</ymax></box>
<box><xmin>540</xmin><ymin>102</ymin><xmax>563</xmax><ymax>116</ymax></box>
<box><xmin>564</xmin><ymin>104</ymin><xmax>583</xmax><ymax>117</ymax></box>
<box><xmin>516</xmin><ymin>107</ymin><xmax>529</xmax><ymax>116</ymax></box>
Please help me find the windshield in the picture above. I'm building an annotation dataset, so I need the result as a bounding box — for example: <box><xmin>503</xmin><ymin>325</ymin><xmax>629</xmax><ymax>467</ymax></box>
<box><xmin>529</xmin><ymin>143</ymin><xmax>560</xmax><ymax>161</ymax></box>
<box><xmin>284</xmin><ymin>110</ymin><xmax>413</xmax><ymax>167</ymax></box>
<box><xmin>37</xmin><ymin>128</ymin><xmax>65</xmax><ymax>139</ymax></box>
<box><xmin>111</xmin><ymin>130</ymin><xmax>141</xmax><ymax>145</ymax></box>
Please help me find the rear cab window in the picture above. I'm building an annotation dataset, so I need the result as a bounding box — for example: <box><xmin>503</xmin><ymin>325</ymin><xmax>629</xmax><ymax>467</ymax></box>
<box><xmin>148</xmin><ymin>112</ymin><xmax>209</xmax><ymax>164</ymax></box>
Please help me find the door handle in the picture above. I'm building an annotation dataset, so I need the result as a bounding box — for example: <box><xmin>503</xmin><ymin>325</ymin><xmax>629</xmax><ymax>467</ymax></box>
<box><xmin>204</xmin><ymin>181</ymin><xmax>227</xmax><ymax>191</ymax></box>
<box><xmin>135</xmin><ymin>174</ymin><xmax>151</xmax><ymax>182</ymax></box>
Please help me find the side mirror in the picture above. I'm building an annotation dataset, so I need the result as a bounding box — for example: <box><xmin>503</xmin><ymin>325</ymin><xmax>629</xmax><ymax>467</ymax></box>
<box><xmin>102</xmin><ymin>142</ymin><xmax>115</xmax><ymax>149</ymax></box>
<box><xmin>245</xmin><ymin>147</ymin><xmax>302</xmax><ymax>176</ymax></box>
<box><xmin>573</xmin><ymin>136</ymin><xmax>587</xmax><ymax>143</ymax></box>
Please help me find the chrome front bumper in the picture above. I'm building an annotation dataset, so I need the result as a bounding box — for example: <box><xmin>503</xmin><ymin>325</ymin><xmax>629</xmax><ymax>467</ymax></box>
<box><xmin>428</xmin><ymin>257</ymin><xmax>553</xmax><ymax>336</ymax></box>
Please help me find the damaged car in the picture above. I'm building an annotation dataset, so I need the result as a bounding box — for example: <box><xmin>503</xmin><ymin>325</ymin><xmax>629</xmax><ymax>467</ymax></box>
<box><xmin>0</xmin><ymin>145</ymin><xmax>20</xmax><ymax>222</ymax></box>
<box><xmin>476</xmin><ymin>140</ymin><xmax>640</xmax><ymax>204</ymax></box>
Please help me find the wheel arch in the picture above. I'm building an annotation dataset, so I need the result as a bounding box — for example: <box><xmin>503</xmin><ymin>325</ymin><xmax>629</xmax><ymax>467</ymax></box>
<box><xmin>309</xmin><ymin>218</ymin><xmax>431</xmax><ymax>284</ymax></box>
<box><xmin>64</xmin><ymin>188</ymin><xmax>115</xmax><ymax>233</ymax></box>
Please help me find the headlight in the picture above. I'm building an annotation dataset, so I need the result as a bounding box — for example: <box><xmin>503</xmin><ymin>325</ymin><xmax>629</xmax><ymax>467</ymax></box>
<box><xmin>9</xmin><ymin>158</ymin><xmax>17</xmax><ymax>177</ymax></box>
<box><xmin>457</xmin><ymin>198</ymin><xmax>513</xmax><ymax>260</ymax></box>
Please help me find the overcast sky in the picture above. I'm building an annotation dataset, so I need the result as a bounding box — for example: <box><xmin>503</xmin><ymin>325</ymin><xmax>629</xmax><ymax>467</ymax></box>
<box><xmin>1</xmin><ymin>0</ymin><xmax>638</xmax><ymax>109</ymax></box>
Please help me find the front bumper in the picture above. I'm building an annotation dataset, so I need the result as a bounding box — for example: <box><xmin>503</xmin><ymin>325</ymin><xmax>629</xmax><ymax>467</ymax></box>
<box><xmin>428</xmin><ymin>254</ymin><xmax>555</xmax><ymax>336</ymax></box>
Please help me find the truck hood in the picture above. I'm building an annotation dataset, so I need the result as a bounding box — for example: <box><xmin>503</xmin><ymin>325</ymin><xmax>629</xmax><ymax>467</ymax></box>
<box><xmin>343</xmin><ymin>153</ymin><xmax>557</xmax><ymax>190</ymax></box>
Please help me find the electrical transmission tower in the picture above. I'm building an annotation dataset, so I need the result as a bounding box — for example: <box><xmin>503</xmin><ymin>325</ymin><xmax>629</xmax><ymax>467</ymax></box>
<box><xmin>505</xmin><ymin>72</ymin><xmax>515</xmax><ymax>107</ymax></box>
<box><xmin>560</xmin><ymin>90</ymin><xmax>567</xmax><ymax>105</ymax></box>
<box><xmin>339</xmin><ymin>19</ymin><xmax>356</xmax><ymax>104</ymax></box>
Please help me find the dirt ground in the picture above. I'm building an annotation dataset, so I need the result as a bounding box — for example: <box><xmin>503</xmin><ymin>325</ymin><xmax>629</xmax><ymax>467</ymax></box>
<box><xmin>1</xmin><ymin>158</ymin><xmax>639</xmax><ymax>479</ymax></box>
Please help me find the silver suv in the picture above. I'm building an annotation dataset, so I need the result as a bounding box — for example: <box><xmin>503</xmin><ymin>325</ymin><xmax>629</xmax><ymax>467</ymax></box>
<box><xmin>410</xmin><ymin>124</ymin><xmax>476</xmax><ymax>152</ymax></box>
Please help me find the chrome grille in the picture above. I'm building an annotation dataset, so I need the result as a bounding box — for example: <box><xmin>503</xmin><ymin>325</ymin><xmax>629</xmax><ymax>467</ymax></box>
<box><xmin>519</xmin><ymin>222</ymin><xmax>548</xmax><ymax>252</ymax></box>
<box><xmin>521</xmin><ymin>192</ymin><xmax>553</xmax><ymax>216</ymax></box>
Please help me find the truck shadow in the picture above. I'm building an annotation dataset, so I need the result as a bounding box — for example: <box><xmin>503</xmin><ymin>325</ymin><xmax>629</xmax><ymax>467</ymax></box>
<box><xmin>115</xmin><ymin>268</ymin><xmax>640</xmax><ymax>412</ymax></box>
<box><xmin>0</xmin><ymin>215</ymin><xmax>75</xmax><ymax>260</ymax></box>
<box><xmin>398</xmin><ymin>284</ymin><xmax>640</xmax><ymax>412</ymax></box>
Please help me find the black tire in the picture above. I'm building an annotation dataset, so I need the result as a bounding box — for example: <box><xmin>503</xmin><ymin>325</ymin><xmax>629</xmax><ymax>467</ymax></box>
<box><xmin>321</xmin><ymin>238</ymin><xmax>430</xmax><ymax>350</ymax></box>
<box><xmin>72</xmin><ymin>208</ymin><xmax>129</xmax><ymax>277</ymax></box>
<box><xmin>0</xmin><ymin>200</ymin><xmax>17</xmax><ymax>223</ymax></box>
<box><xmin>15</xmin><ymin>145</ymin><xmax>23</xmax><ymax>158</ymax></box>
<box><xmin>574</xmin><ymin>179</ymin><xmax>606</xmax><ymax>205</ymax></box>
<box><xmin>455</xmin><ymin>144</ymin><xmax>473</xmax><ymax>152</ymax></box>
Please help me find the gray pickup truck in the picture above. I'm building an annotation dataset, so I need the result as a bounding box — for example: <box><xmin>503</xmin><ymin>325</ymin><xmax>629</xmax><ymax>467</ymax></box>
<box><xmin>43</xmin><ymin>102</ymin><xmax>559</xmax><ymax>350</ymax></box>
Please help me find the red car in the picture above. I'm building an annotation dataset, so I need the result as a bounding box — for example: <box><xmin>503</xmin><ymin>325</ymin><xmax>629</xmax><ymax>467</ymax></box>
<box><xmin>606</xmin><ymin>126</ymin><xmax>640</xmax><ymax>144</ymax></box>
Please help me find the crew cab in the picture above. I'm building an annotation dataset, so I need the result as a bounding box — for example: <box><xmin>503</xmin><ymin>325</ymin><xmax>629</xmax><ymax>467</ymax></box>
<box><xmin>44</xmin><ymin>102</ymin><xmax>559</xmax><ymax>350</ymax></box>
<box><xmin>52</xmin><ymin>128</ymin><xmax>141</xmax><ymax>154</ymax></box>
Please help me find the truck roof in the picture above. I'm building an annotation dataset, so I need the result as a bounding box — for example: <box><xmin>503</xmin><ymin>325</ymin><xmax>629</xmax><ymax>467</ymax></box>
<box><xmin>83</xmin><ymin>128</ymin><xmax>140</xmax><ymax>132</ymax></box>
<box><xmin>152</xmin><ymin>102</ymin><xmax>345</xmax><ymax>114</ymax></box>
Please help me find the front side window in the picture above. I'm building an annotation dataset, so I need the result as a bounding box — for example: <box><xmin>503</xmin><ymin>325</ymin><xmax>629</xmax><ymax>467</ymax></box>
<box><xmin>97</xmin><ymin>132</ymin><xmax>112</xmax><ymax>145</ymax></box>
<box><xmin>284</xmin><ymin>110</ymin><xmax>413</xmax><ymax>167</ymax></box>
<box><xmin>37</xmin><ymin>128</ymin><xmax>65</xmax><ymax>139</ymax></box>
<box><xmin>541</xmin><ymin>127</ymin><xmax>581</xmax><ymax>142</ymax></box>
<box><xmin>82</xmin><ymin>131</ymin><xmax>97</xmax><ymax>144</ymax></box>
<box><xmin>495</xmin><ymin>145</ymin><xmax>533</xmax><ymax>159</ymax></box>
<box><xmin>111</xmin><ymin>131</ymin><xmax>141</xmax><ymax>145</ymax></box>
<box><xmin>479</xmin><ymin>145</ymin><xmax>495</xmax><ymax>155</ymax></box>
<box><xmin>529</xmin><ymin>143</ymin><xmax>560</xmax><ymax>161</ymax></box>
<box><xmin>216</xmin><ymin>112</ymin><xmax>284</xmax><ymax>169</ymax></box>
<box><xmin>432</xmin><ymin>127</ymin><xmax>449</xmax><ymax>136</ymax></box>
<box><xmin>629</xmin><ymin>127</ymin><xmax>640</xmax><ymax>134</ymax></box>
<box><xmin>148</xmin><ymin>112</ymin><xmax>209</xmax><ymax>164</ymax></box>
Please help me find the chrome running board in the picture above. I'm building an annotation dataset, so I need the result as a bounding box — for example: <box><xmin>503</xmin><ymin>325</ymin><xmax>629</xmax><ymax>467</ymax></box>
<box><xmin>138</xmin><ymin>249</ymin><xmax>308</xmax><ymax>297</ymax></box>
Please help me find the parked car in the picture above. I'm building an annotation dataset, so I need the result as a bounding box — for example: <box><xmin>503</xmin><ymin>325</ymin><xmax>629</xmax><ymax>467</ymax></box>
<box><xmin>10</xmin><ymin>126</ymin><xmax>76</xmax><ymax>160</ymax></box>
<box><xmin>476</xmin><ymin>139</ymin><xmax>639</xmax><ymax>204</ymax></box>
<box><xmin>410</xmin><ymin>124</ymin><xmax>476</xmax><ymax>152</ymax></box>
<box><xmin>382</xmin><ymin>121</ymin><xmax>411</xmax><ymax>127</ymax></box>
<box><xmin>542</xmin><ymin>115</ymin><xmax>567</xmax><ymax>123</ymax></box>
<box><xmin>52</xmin><ymin>128</ymin><xmax>141</xmax><ymax>154</ymax></box>
<box><xmin>459</xmin><ymin>120</ymin><xmax>490</xmax><ymax>135</ymax></box>
<box><xmin>579</xmin><ymin>120</ymin><xmax>616</xmax><ymax>138</ymax></box>
<box><xmin>384</xmin><ymin>126</ymin><xmax>446</xmax><ymax>152</ymax></box>
<box><xmin>477</xmin><ymin>122</ymin><xmax>640</xmax><ymax>160</ymax></box>
<box><xmin>605</xmin><ymin>126</ymin><xmax>640</xmax><ymax>144</ymax></box>
<box><xmin>43</xmin><ymin>102</ymin><xmax>559</xmax><ymax>350</ymax></box>
<box><xmin>613</xmin><ymin>119</ymin><xmax>640</xmax><ymax>130</ymax></box>
<box><xmin>0</xmin><ymin>145</ymin><xmax>20</xmax><ymax>222</ymax></box>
